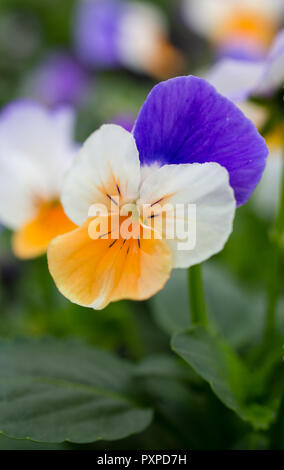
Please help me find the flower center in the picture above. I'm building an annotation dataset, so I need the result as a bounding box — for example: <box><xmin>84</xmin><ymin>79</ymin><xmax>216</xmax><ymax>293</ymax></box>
<box><xmin>120</xmin><ymin>202</ymin><xmax>140</xmax><ymax>223</ymax></box>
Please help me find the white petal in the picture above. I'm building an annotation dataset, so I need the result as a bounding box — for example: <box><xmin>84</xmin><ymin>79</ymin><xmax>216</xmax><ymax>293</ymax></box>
<box><xmin>118</xmin><ymin>2</ymin><xmax>167</xmax><ymax>71</ymax></box>
<box><xmin>0</xmin><ymin>150</ymin><xmax>47</xmax><ymax>229</ymax></box>
<box><xmin>61</xmin><ymin>124</ymin><xmax>141</xmax><ymax>225</ymax></box>
<box><xmin>182</xmin><ymin>0</ymin><xmax>231</xmax><ymax>37</ymax></box>
<box><xmin>257</xmin><ymin>29</ymin><xmax>284</xmax><ymax>94</ymax></box>
<box><xmin>207</xmin><ymin>28</ymin><xmax>284</xmax><ymax>100</ymax></box>
<box><xmin>251</xmin><ymin>153</ymin><xmax>282</xmax><ymax>219</ymax></box>
<box><xmin>182</xmin><ymin>0</ymin><xmax>284</xmax><ymax>38</ymax></box>
<box><xmin>139</xmin><ymin>162</ymin><xmax>236</xmax><ymax>268</ymax></box>
<box><xmin>0</xmin><ymin>101</ymin><xmax>77</xmax><ymax>196</ymax></box>
<box><xmin>50</xmin><ymin>106</ymin><xmax>77</xmax><ymax>148</ymax></box>
<box><xmin>0</xmin><ymin>101</ymin><xmax>77</xmax><ymax>229</ymax></box>
<box><xmin>207</xmin><ymin>58</ymin><xmax>265</xmax><ymax>102</ymax></box>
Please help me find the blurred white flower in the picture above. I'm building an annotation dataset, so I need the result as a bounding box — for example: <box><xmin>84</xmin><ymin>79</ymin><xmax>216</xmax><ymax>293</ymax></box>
<box><xmin>182</xmin><ymin>0</ymin><xmax>284</xmax><ymax>59</ymax></box>
<box><xmin>207</xmin><ymin>29</ymin><xmax>284</xmax><ymax>219</ymax></box>
<box><xmin>74</xmin><ymin>0</ymin><xmax>183</xmax><ymax>78</ymax></box>
<box><xmin>0</xmin><ymin>101</ymin><xmax>77</xmax><ymax>258</ymax></box>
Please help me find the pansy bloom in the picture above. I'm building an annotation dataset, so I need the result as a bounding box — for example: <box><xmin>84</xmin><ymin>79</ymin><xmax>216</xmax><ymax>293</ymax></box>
<box><xmin>182</xmin><ymin>0</ymin><xmax>284</xmax><ymax>60</ymax></box>
<box><xmin>207</xmin><ymin>29</ymin><xmax>284</xmax><ymax>217</ymax></box>
<box><xmin>47</xmin><ymin>77</ymin><xmax>267</xmax><ymax>309</ymax></box>
<box><xmin>0</xmin><ymin>101</ymin><xmax>77</xmax><ymax>258</ymax></box>
<box><xmin>74</xmin><ymin>0</ymin><xmax>183</xmax><ymax>78</ymax></box>
<box><xmin>207</xmin><ymin>29</ymin><xmax>284</xmax><ymax>101</ymax></box>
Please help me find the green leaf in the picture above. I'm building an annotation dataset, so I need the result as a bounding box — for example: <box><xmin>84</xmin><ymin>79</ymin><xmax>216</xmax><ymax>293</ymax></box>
<box><xmin>232</xmin><ymin>432</ymin><xmax>269</xmax><ymax>450</ymax></box>
<box><xmin>135</xmin><ymin>353</ymin><xmax>201</xmax><ymax>385</ymax></box>
<box><xmin>203</xmin><ymin>265</ymin><xmax>265</xmax><ymax>348</ymax></box>
<box><xmin>0</xmin><ymin>434</ymin><xmax>65</xmax><ymax>450</ymax></box>
<box><xmin>134</xmin><ymin>355</ymin><xmax>239</xmax><ymax>449</ymax></box>
<box><xmin>171</xmin><ymin>327</ymin><xmax>276</xmax><ymax>430</ymax></box>
<box><xmin>135</xmin><ymin>354</ymin><xmax>188</xmax><ymax>380</ymax></box>
<box><xmin>151</xmin><ymin>263</ymin><xmax>267</xmax><ymax>349</ymax></box>
<box><xmin>270</xmin><ymin>395</ymin><xmax>284</xmax><ymax>449</ymax></box>
<box><xmin>0</xmin><ymin>337</ymin><xmax>153</xmax><ymax>443</ymax></box>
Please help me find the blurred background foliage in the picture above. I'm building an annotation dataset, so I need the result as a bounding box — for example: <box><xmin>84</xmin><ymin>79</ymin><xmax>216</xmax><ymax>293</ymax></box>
<box><xmin>0</xmin><ymin>0</ymin><xmax>283</xmax><ymax>450</ymax></box>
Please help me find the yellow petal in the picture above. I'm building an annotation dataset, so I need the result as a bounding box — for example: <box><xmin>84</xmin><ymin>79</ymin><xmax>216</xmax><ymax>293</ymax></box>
<box><xmin>13</xmin><ymin>201</ymin><xmax>76</xmax><ymax>259</ymax></box>
<box><xmin>265</xmin><ymin>124</ymin><xmax>284</xmax><ymax>153</ymax></box>
<box><xmin>47</xmin><ymin>219</ymin><xmax>172</xmax><ymax>309</ymax></box>
<box><xmin>215</xmin><ymin>8</ymin><xmax>275</xmax><ymax>49</ymax></box>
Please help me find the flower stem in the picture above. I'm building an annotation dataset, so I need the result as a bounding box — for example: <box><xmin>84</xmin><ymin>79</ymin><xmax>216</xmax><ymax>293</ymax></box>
<box><xmin>188</xmin><ymin>264</ymin><xmax>208</xmax><ymax>327</ymax></box>
<box><xmin>265</xmin><ymin>154</ymin><xmax>284</xmax><ymax>339</ymax></box>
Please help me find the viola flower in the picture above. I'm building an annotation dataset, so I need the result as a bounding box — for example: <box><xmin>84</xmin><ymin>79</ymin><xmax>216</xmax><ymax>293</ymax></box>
<box><xmin>182</xmin><ymin>0</ymin><xmax>284</xmax><ymax>60</ymax></box>
<box><xmin>207</xmin><ymin>29</ymin><xmax>284</xmax><ymax>101</ymax></box>
<box><xmin>207</xmin><ymin>29</ymin><xmax>284</xmax><ymax>217</ymax></box>
<box><xmin>22</xmin><ymin>52</ymin><xmax>90</xmax><ymax>108</ymax></box>
<box><xmin>47</xmin><ymin>76</ymin><xmax>267</xmax><ymax>310</ymax></box>
<box><xmin>74</xmin><ymin>0</ymin><xmax>183</xmax><ymax>78</ymax></box>
<box><xmin>0</xmin><ymin>101</ymin><xmax>78</xmax><ymax>259</ymax></box>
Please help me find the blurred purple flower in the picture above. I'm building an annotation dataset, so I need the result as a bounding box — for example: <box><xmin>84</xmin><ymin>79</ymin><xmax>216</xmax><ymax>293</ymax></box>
<box><xmin>73</xmin><ymin>0</ymin><xmax>183</xmax><ymax>77</ymax></box>
<box><xmin>216</xmin><ymin>44</ymin><xmax>265</xmax><ymax>62</ymax></box>
<box><xmin>207</xmin><ymin>28</ymin><xmax>284</xmax><ymax>102</ymax></box>
<box><xmin>74</xmin><ymin>0</ymin><xmax>123</xmax><ymax>68</ymax></box>
<box><xmin>109</xmin><ymin>113</ymin><xmax>136</xmax><ymax>132</ymax></box>
<box><xmin>24</xmin><ymin>52</ymin><xmax>90</xmax><ymax>108</ymax></box>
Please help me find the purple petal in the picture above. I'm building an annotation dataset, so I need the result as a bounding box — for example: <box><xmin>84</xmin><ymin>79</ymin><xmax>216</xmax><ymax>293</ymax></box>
<box><xmin>26</xmin><ymin>52</ymin><xmax>90</xmax><ymax>108</ymax></box>
<box><xmin>109</xmin><ymin>112</ymin><xmax>136</xmax><ymax>132</ymax></box>
<box><xmin>216</xmin><ymin>44</ymin><xmax>265</xmax><ymax>62</ymax></box>
<box><xmin>133</xmin><ymin>76</ymin><xmax>268</xmax><ymax>206</ymax></box>
<box><xmin>268</xmin><ymin>29</ymin><xmax>284</xmax><ymax>61</ymax></box>
<box><xmin>74</xmin><ymin>0</ymin><xmax>124</xmax><ymax>68</ymax></box>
